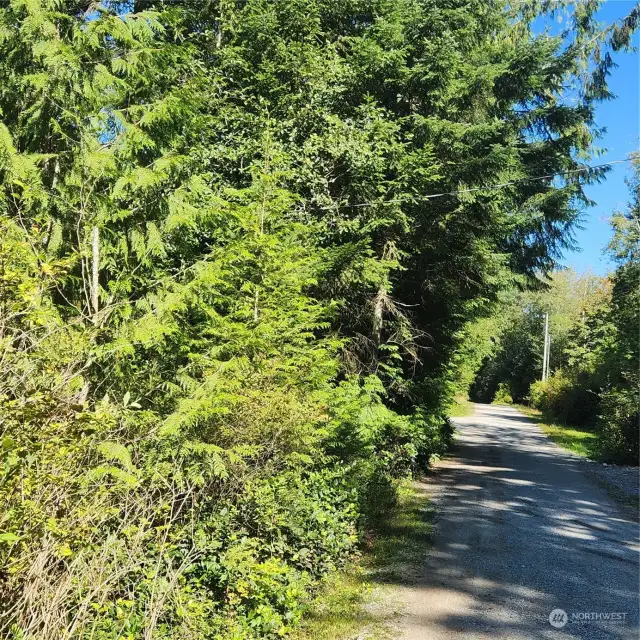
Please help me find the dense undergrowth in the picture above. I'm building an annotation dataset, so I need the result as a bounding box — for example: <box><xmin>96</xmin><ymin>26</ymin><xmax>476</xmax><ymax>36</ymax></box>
<box><xmin>0</xmin><ymin>1</ymin><xmax>635</xmax><ymax>638</ymax></box>
<box><xmin>292</xmin><ymin>480</ymin><xmax>435</xmax><ymax>640</ymax></box>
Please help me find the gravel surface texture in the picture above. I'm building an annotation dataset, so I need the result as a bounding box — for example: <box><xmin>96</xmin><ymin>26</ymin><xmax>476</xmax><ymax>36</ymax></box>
<box><xmin>392</xmin><ymin>403</ymin><xmax>640</xmax><ymax>640</ymax></box>
<box><xmin>581</xmin><ymin>459</ymin><xmax>639</xmax><ymax>503</ymax></box>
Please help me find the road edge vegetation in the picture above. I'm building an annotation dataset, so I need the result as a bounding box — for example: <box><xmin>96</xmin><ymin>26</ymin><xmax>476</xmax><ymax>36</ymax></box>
<box><xmin>294</xmin><ymin>480</ymin><xmax>436</xmax><ymax>640</ymax></box>
<box><xmin>515</xmin><ymin>405</ymin><xmax>600</xmax><ymax>459</ymax></box>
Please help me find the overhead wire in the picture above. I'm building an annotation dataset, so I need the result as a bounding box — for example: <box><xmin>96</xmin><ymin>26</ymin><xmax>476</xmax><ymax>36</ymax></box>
<box><xmin>311</xmin><ymin>157</ymin><xmax>632</xmax><ymax>210</ymax></box>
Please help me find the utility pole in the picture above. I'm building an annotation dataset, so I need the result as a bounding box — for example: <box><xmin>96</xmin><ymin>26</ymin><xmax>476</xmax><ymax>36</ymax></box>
<box><xmin>545</xmin><ymin>329</ymin><xmax>551</xmax><ymax>380</ymax></box>
<box><xmin>542</xmin><ymin>312</ymin><xmax>549</xmax><ymax>381</ymax></box>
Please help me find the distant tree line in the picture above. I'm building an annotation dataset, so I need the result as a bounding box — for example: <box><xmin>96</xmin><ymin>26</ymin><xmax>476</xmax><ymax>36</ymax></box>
<box><xmin>469</xmin><ymin>156</ymin><xmax>639</xmax><ymax>464</ymax></box>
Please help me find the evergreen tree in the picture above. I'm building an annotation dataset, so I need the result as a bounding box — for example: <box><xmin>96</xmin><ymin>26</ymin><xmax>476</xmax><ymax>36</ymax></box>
<box><xmin>0</xmin><ymin>1</ymin><xmax>636</xmax><ymax>637</ymax></box>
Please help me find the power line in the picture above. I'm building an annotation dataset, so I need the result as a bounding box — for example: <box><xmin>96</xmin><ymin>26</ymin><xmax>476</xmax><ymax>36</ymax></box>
<box><xmin>313</xmin><ymin>157</ymin><xmax>631</xmax><ymax>211</ymax></box>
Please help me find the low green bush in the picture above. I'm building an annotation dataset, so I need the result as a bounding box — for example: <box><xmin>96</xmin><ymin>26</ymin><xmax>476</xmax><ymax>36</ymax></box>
<box><xmin>493</xmin><ymin>383</ymin><xmax>513</xmax><ymax>405</ymax></box>
<box><xmin>529</xmin><ymin>371</ymin><xmax>600</xmax><ymax>428</ymax></box>
<box><xmin>599</xmin><ymin>384</ymin><xmax>639</xmax><ymax>465</ymax></box>
<box><xmin>0</xmin><ymin>381</ymin><xmax>448</xmax><ymax>639</ymax></box>
<box><xmin>529</xmin><ymin>371</ymin><xmax>638</xmax><ymax>466</ymax></box>
<box><xmin>529</xmin><ymin>372</ymin><xmax>572</xmax><ymax>420</ymax></box>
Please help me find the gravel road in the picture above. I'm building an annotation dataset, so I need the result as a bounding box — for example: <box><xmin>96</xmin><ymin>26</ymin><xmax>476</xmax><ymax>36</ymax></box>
<box><xmin>394</xmin><ymin>403</ymin><xmax>639</xmax><ymax>639</ymax></box>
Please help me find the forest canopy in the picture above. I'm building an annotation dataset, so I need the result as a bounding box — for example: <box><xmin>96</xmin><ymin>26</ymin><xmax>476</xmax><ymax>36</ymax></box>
<box><xmin>0</xmin><ymin>1</ymin><xmax>636</xmax><ymax>638</ymax></box>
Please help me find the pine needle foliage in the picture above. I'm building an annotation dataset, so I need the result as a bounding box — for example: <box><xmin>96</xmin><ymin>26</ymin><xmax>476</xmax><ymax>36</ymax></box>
<box><xmin>0</xmin><ymin>1</ymin><xmax>635</xmax><ymax>637</ymax></box>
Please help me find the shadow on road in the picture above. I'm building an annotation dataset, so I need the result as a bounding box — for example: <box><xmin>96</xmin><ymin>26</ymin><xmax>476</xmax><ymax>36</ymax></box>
<box><xmin>372</xmin><ymin>403</ymin><xmax>639</xmax><ymax>640</ymax></box>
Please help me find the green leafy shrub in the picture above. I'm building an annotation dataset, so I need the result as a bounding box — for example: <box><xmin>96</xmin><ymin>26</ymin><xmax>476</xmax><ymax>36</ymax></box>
<box><xmin>528</xmin><ymin>379</ymin><xmax>546</xmax><ymax>410</ymax></box>
<box><xmin>530</xmin><ymin>371</ymin><xmax>601</xmax><ymax>427</ymax></box>
<box><xmin>493</xmin><ymin>383</ymin><xmax>513</xmax><ymax>405</ymax></box>
<box><xmin>599</xmin><ymin>383</ymin><xmax>639</xmax><ymax>465</ymax></box>
<box><xmin>0</xmin><ymin>0</ymin><xmax>632</xmax><ymax>636</ymax></box>
<box><xmin>529</xmin><ymin>371</ymin><xmax>573</xmax><ymax>421</ymax></box>
<box><xmin>0</xmin><ymin>396</ymin><xmax>359</xmax><ymax>639</ymax></box>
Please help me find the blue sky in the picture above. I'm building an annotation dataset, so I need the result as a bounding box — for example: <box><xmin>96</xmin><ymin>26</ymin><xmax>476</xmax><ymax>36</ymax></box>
<box><xmin>557</xmin><ymin>0</ymin><xmax>639</xmax><ymax>276</ymax></box>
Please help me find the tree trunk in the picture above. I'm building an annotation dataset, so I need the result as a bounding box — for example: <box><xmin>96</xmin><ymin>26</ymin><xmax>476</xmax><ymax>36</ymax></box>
<box><xmin>373</xmin><ymin>284</ymin><xmax>386</xmax><ymax>345</ymax></box>
<box><xmin>91</xmin><ymin>226</ymin><xmax>99</xmax><ymax>321</ymax></box>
